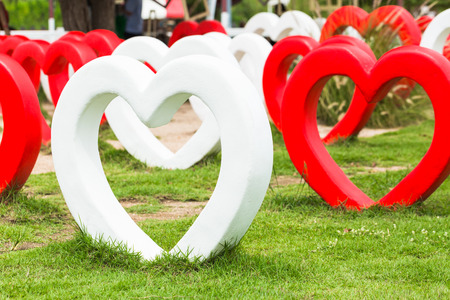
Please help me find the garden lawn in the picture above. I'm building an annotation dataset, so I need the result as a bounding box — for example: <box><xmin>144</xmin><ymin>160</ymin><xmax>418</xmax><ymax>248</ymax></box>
<box><xmin>0</xmin><ymin>120</ymin><xmax>448</xmax><ymax>298</ymax></box>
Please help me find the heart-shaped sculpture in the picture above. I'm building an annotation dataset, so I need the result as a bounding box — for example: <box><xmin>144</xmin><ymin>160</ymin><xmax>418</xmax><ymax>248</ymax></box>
<box><xmin>43</xmin><ymin>39</ymin><xmax>97</xmax><ymax>106</ymax></box>
<box><xmin>320</xmin><ymin>5</ymin><xmax>421</xmax><ymax>45</ymax></box>
<box><xmin>192</xmin><ymin>32</ymin><xmax>271</xmax><ymax>117</ymax></box>
<box><xmin>202</xmin><ymin>32</ymin><xmax>272</xmax><ymax>101</ymax></box>
<box><xmin>321</xmin><ymin>5</ymin><xmax>421</xmax><ymax>98</ymax></box>
<box><xmin>0</xmin><ymin>54</ymin><xmax>41</xmax><ymax>195</ymax></box>
<box><xmin>59</xmin><ymin>29</ymin><xmax>122</xmax><ymax>57</ymax></box>
<box><xmin>11</xmin><ymin>40</ymin><xmax>51</xmax><ymax>145</ymax></box>
<box><xmin>82</xmin><ymin>29</ymin><xmax>122</xmax><ymax>56</ymax></box>
<box><xmin>420</xmin><ymin>9</ymin><xmax>450</xmax><ymax>61</ymax></box>
<box><xmin>108</xmin><ymin>35</ymin><xmax>240</xmax><ymax>169</ymax></box>
<box><xmin>263</xmin><ymin>35</ymin><xmax>377</xmax><ymax>144</ymax></box>
<box><xmin>281</xmin><ymin>44</ymin><xmax>450</xmax><ymax>209</ymax></box>
<box><xmin>168</xmin><ymin>20</ymin><xmax>227</xmax><ymax>46</ymax></box>
<box><xmin>416</xmin><ymin>15</ymin><xmax>433</xmax><ymax>33</ymax></box>
<box><xmin>244</xmin><ymin>11</ymin><xmax>321</xmax><ymax>42</ymax></box>
<box><xmin>227</xmin><ymin>33</ymin><xmax>272</xmax><ymax>101</ymax></box>
<box><xmin>52</xmin><ymin>55</ymin><xmax>273</xmax><ymax>260</ymax></box>
<box><xmin>0</xmin><ymin>35</ymin><xmax>28</xmax><ymax>55</ymax></box>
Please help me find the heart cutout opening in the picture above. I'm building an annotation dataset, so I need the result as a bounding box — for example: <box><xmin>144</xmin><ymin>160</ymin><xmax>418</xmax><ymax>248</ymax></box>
<box><xmin>318</xmin><ymin>77</ymin><xmax>434</xmax><ymax>200</ymax></box>
<box><xmin>149</xmin><ymin>101</ymin><xmax>203</xmax><ymax>153</ymax></box>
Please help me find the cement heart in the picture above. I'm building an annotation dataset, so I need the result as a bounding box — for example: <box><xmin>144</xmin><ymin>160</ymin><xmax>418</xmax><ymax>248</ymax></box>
<box><xmin>168</xmin><ymin>20</ymin><xmax>227</xmax><ymax>46</ymax></box>
<box><xmin>203</xmin><ymin>32</ymin><xmax>272</xmax><ymax>102</ymax></box>
<box><xmin>263</xmin><ymin>35</ymin><xmax>377</xmax><ymax>144</ymax></box>
<box><xmin>320</xmin><ymin>5</ymin><xmax>422</xmax><ymax>98</ymax></box>
<box><xmin>11</xmin><ymin>40</ymin><xmax>52</xmax><ymax>145</ymax></box>
<box><xmin>420</xmin><ymin>9</ymin><xmax>450</xmax><ymax>60</ymax></box>
<box><xmin>0</xmin><ymin>54</ymin><xmax>41</xmax><ymax>195</ymax></box>
<box><xmin>244</xmin><ymin>11</ymin><xmax>321</xmax><ymax>42</ymax></box>
<box><xmin>320</xmin><ymin>5</ymin><xmax>421</xmax><ymax>46</ymax></box>
<box><xmin>228</xmin><ymin>33</ymin><xmax>272</xmax><ymax>101</ymax></box>
<box><xmin>51</xmin><ymin>55</ymin><xmax>273</xmax><ymax>260</ymax></box>
<box><xmin>108</xmin><ymin>35</ymin><xmax>240</xmax><ymax>169</ymax></box>
<box><xmin>281</xmin><ymin>44</ymin><xmax>450</xmax><ymax>210</ymax></box>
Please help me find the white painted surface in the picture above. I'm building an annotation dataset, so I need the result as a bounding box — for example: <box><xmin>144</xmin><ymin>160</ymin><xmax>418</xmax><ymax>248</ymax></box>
<box><xmin>52</xmin><ymin>55</ymin><xmax>273</xmax><ymax>261</ymax></box>
<box><xmin>244</xmin><ymin>11</ymin><xmax>321</xmax><ymax>41</ymax></box>
<box><xmin>421</xmin><ymin>9</ymin><xmax>450</xmax><ymax>55</ymax></box>
<box><xmin>108</xmin><ymin>36</ymin><xmax>239</xmax><ymax>169</ymax></box>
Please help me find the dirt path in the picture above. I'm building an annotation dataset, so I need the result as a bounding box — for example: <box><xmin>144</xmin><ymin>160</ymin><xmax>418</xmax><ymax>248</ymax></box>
<box><xmin>31</xmin><ymin>101</ymin><xmax>400</xmax><ymax>174</ymax></box>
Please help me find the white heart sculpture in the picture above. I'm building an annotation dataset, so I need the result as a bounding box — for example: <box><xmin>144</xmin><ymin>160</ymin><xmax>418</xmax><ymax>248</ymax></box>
<box><xmin>203</xmin><ymin>32</ymin><xmax>232</xmax><ymax>46</ymax></box>
<box><xmin>420</xmin><ymin>9</ymin><xmax>450</xmax><ymax>55</ymax></box>
<box><xmin>244</xmin><ymin>12</ymin><xmax>280</xmax><ymax>37</ymax></box>
<box><xmin>228</xmin><ymin>33</ymin><xmax>272</xmax><ymax>100</ymax></box>
<box><xmin>244</xmin><ymin>11</ymin><xmax>321</xmax><ymax>42</ymax></box>
<box><xmin>107</xmin><ymin>36</ymin><xmax>239</xmax><ymax>169</ymax></box>
<box><xmin>52</xmin><ymin>55</ymin><xmax>273</xmax><ymax>261</ymax></box>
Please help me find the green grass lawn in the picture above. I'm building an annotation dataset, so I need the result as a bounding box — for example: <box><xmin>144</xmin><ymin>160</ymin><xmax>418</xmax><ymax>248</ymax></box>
<box><xmin>0</xmin><ymin>120</ymin><xmax>448</xmax><ymax>298</ymax></box>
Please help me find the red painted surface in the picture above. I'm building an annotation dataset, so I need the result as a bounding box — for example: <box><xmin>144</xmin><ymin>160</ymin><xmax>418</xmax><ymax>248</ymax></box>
<box><xmin>83</xmin><ymin>29</ymin><xmax>122</xmax><ymax>56</ymax></box>
<box><xmin>166</xmin><ymin>0</ymin><xmax>184</xmax><ymax>19</ymax></box>
<box><xmin>60</xmin><ymin>30</ymin><xmax>122</xmax><ymax>56</ymax></box>
<box><xmin>416</xmin><ymin>15</ymin><xmax>433</xmax><ymax>33</ymax></box>
<box><xmin>12</xmin><ymin>40</ymin><xmax>51</xmax><ymax>145</ymax></box>
<box><xmin>281</xmin><ymin>45</ymin><xmax>450</xmax><ymax>209</ymax></box>
<box><xmin>0</xmin><ymin>35</ymin><xmax>29</xmax><ymax>56</ymax></box>
<box><xmin>59</xmin><ymin>31</ymin><xmax>86</xmax><ymax>42</ymax></box>
<box><xmin>320</xmin><ymin>5</ymin><xmax>421</xmax><ymax>45</ymax></box>
<box><xmin>320</xmin><ymin>5</ymin><xmax>421</xmax><ymax>98</ymax></box>
<box><xmin>263</xmin><ymin>35</ymin><xmax>377</xmax><ymax>144</ymax></box>
<box><xmin>0</xmin><ymin>54</ymin><xmax>41</xmax><ymax>195</ymax></box>
<box><xmin>168</xmin><ymin>20</ymin><xmax>226</xmax><ymax>46</ymax></box>
<box><xmin>43</xmin><ymin>39</ymin><xmax>97</xmax><ymax>107</ymax></box>
<box><xmin>445</xmin><ymin>37</ymin><xmax>450</xmax><ymax>60</ymax></box>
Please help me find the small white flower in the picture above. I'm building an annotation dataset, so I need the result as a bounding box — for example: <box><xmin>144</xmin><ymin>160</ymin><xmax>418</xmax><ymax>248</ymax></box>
<box><xmin>393</xmin><ymin>224</ymin><xmax>397</xmax><ymax>229</ymax></box>
<box><xmin>410</xmin><ymin>238</ymin><xmax>414</xmax><ymax>242</ymax></box>
<box><xmin>412</xmin><ymin>231</ymin><xmax>415</xmax><ymax>235</ymax></box>
<box><xmin>421</xmin><ymin>229</ymin><xmax>428</xmax><ymax>234</ymax></box>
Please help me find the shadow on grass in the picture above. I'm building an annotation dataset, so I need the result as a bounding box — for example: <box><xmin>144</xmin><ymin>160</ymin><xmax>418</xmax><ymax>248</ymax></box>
<box><xmin>264</xmin><ymin>169</ymin><xmax>449</xmax><ymax>218</ymax></box>
<box><xmin>0</xmin><ymin>191</ymin><xmax>65</xmax><ymax>224</ymax></box>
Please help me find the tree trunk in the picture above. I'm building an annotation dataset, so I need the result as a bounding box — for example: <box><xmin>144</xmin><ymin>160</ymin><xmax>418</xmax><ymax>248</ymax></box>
<box><xmin>91</xmin><ymin>0</ymin><xmax>115</xmax><ymax>31</ymax></box>
<box><xmin>58</xmin><ymin>0</ymin><xmax>91</xmax><ymax>32</ymax></box>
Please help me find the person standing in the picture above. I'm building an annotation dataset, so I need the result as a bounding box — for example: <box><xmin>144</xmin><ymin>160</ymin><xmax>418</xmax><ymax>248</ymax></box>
<box><xmin>124</xmin><ymin>0</ymin><xmax>143</xmax><ymax>39</ymax></box>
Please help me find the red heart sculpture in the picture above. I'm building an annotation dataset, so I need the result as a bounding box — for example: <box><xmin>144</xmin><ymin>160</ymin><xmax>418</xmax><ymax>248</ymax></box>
<box><xmin>320</xmin><ymin>5</ymin><xmax>422</xmax><ymax>99</ymax></box>
<box><xmin>445</xmin><ymin>38</ymin><xmax>450</xmax><ymax>61</ymax></box>
<box><xmin>416</xmin><ymin>15</ymin><xmax>433</xmax><ymax>33</ymax></box>
<box><xmin>12</xmin><ymin>40</ymin><xmax>51</xmax><ymax>146</ymax></box>
<box><xmin>168</xmin><ymin>20</ymin><xmax>226</xmax><ymax>46</ymax></box>
<box><xmin>281</xmin><ymin>44</ymin><xmax>450</xmax><ymax>209</ymax></box>
<box><xmin>320</xmin><ymin>5</ymin><xmax>421</xmax><ymax>45</ymax></box>
<box><xmin>263</xmin><ymin>35</ymin><xmax>377</xmax><ymax>144</ymax></box>
<box><xmin>60</xmin><ymin>30</ymin><xmax>122</xmax><ymax>57</ymax></box>
<box><xmin>82</xmin><ymin>29</ymin><xmax>123</xmax><ymax>57</ymax></box>
<box><xmin>0</xmin><ymin>35</ymin><xmax>28</xmax><ymax>56</ymax></box>
<box><xmin>0</xmin><ymin>54</ymin><xmax>41</xmax><ymax>195</ymax></box>
<box><xmin>43</xmin><ymin>39</ymin><xmax>97</xmax><ymax>107</ymax></box>
<box><xmin>59</xmin><ymin>31</ymin><xmax>86</xmax><ymax>42</ymax></box>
